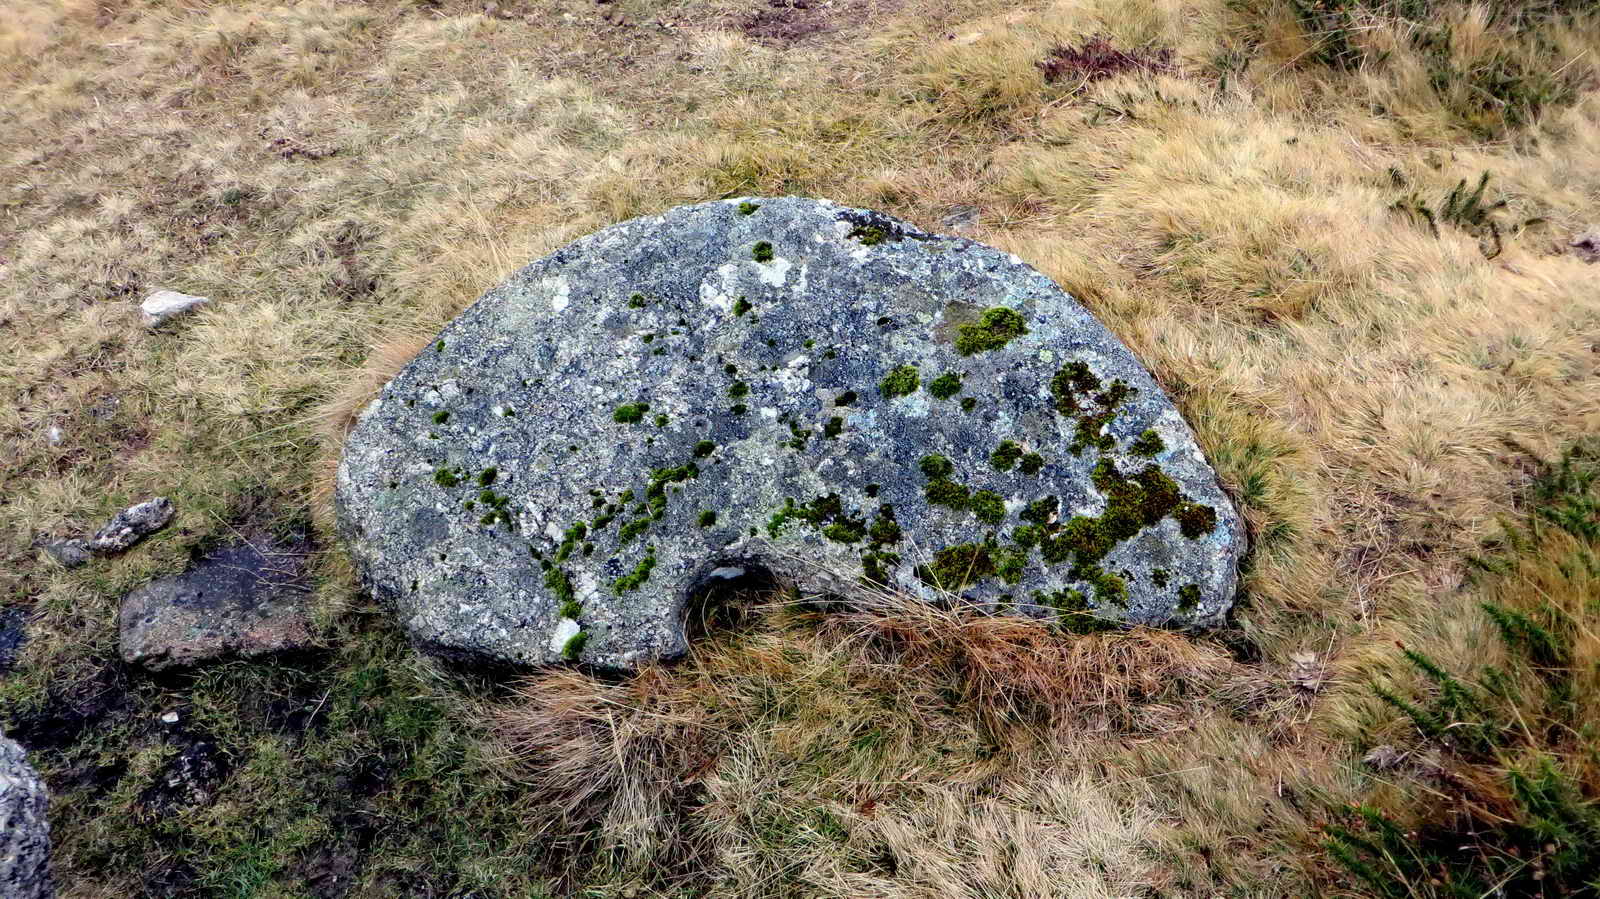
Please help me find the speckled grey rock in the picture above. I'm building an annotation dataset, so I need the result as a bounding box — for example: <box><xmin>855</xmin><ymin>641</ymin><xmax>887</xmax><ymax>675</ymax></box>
<box><xmin>119</xmin><ymin>539</ymin><xmax>316</xmax><ymax>671</ymax></box>
<box><xmin>88</xmin><ymin>497</ymin><xmax>174</xmax><ymax>554</ymax></box>
<box><xmin>336</xmin><ymin>197</ymin><xmax>1245</xmax><ymax>671</ymax></box>
<box><xmin>40</xmin><ymin>539</ymin><xmax>89</xmax><ymax>570</ymax></box>
<box><xmin>0</xmin><ymin>732</ymin><xmax>52</xmax><ymax>899</ymax></box>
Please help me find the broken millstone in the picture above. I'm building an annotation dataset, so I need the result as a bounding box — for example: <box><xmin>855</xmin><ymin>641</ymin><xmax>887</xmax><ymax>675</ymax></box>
<box><xmin>336</xmin><ymin>197</ymin><xmax>1246</xmax><ymax>671</ymax></box>
<box><xmin>141</xmin><ymin>289</ymin><xmax>210</xmax><ymax>328</ymax></box>
<box><xmin>88</xmin><ymin>497</ymin><xmax>174</xmax><ymax>555</ymax></box>
<box><xmin>119</xmin><ymin>538</ymin><xmax>316</xmax><ymax>671</ymax></box>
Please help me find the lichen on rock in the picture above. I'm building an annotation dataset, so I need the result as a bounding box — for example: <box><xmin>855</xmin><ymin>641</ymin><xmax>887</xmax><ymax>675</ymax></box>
<box><xmin>335</xmin><ymin>197</ymin><xmax>1246</xmax><ymax>671</ymax></box>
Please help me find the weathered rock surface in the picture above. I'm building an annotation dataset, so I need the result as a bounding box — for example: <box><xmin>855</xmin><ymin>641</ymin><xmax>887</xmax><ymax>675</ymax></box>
<box><xmin>0</xmin><ymin>732</ymin><xmax>52</xmax><ymax>899</ymax></box>
<box><xmin>88</xmin><ymin>497</ymin><xmax>174</xmax><ymax>554</ymax></box>
<box><xmin>141</xmin><ymin>289</ymin><xmax>209</xmax><ymax>327</ymax></box>
<box><xmin>120</xmin><ymin>539</ymin><xmax>315</xmax><ymax>670</ymax></box>
<box><xmin>40</xmin><ymin>539</ymin><xmax>89</xmax><ymax>570</ymax></box>
<box><xmin>336</xmin><ymin>197</ymin><xmax>1246</xmax><ymax>670</ymax></box>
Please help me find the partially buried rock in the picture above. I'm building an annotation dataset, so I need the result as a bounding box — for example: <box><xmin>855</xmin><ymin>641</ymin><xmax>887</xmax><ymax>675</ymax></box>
<box><xmin>336</xmin><ymin>197</ymin><xmax>1246</xmax><ymax>671</ymax></box>
<box><xmin>41</xmin><ymin>539</ymin><xmax>90</xmax><ymax>570</ymax></box>
<box><xmin>141</xmin><ymin>289</ymin><xmax>209</xmax><ymax>328</ymax></box>
<box><xmin>88</xmin><ymin>497</ymin><xmax>174</xmax><ymax>555</ymax></box>
<box><xmin>120</xmin><ymin>538</ymin><xmax>315</xmax><ymax>670</ymax></box>
<box><xmin>0</xmin><ymin>732</ymin><xmax>52</xmax><ymax>899</ymax></box>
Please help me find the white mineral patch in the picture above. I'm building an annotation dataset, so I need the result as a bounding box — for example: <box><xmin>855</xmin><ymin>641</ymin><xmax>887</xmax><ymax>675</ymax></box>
<box><xmin>700</xmin><ymin>264</ymin><xmax>739</xmax><ymax>313</ymax></box>
<box><xmin>549</xmin><ymin>617</ymin><xmax>580</xmax><ymax>654</ymax></box>
<box><xmin>756</xmin><ymin>257</ymin><xmax>792</xmax><ymax>287</ymax></box>
<box><xmin>546</xmin><ymin>277</ymin><xmax>571</xmax><ymax>312</ymax></box>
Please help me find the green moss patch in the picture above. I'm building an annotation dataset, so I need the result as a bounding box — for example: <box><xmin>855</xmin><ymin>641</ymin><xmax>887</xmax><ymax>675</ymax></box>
<box><xmin>879</xmin><ymin>365</ymin><xmax>919</xmax><ymax>398</ymax></box>
<box><xmin>752</xmin><ymin>241</ymin><xmax>775</xmax><ymax>262</ymax></box>
<box><xmin>613</xmin><ymin>548</ymin><xmax>658</xmax><ymax>593</ymax></box>
<box><xmin>613</xmin><ymin>402</ymin><xmax>649</xmax><ymax>423</ymax></box>
<box><xmin>990</xmin><ymin>440</ymin><xmax>1023</xmax><ymax>471</ymax></box>
<box><xmin>916</xmin><ymin>543</ymin><xmax>995</xmax><ymax>589</ymax></box>
<box><xmin>927</xmin><ymin>371</ymin><xmax>963</xmax><ymax>399</ymax></box>
<box><xmin>560</xmin><ymin>629</ymin><xmax>589</xmax><ymax>661</ymax></box>
<box><xmin>954</xmin><ymin>306</ymin><xmax>1028</xmax><ymax>355</ymax></box>
<box><xmin>1130</xmin><ymin>429</ymin><xmax>1165</xmax><ymax>456</ymax></box>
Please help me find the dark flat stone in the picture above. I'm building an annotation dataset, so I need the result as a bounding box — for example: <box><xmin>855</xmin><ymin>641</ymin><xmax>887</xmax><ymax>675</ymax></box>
<box><xmin>119</xmin><ymin>539</ymin><xmax>315</xmax><ymax>671</ymax></box>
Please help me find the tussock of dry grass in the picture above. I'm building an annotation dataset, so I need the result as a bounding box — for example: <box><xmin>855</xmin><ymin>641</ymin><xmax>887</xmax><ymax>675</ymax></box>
<box><xmin>488</xmin><ymin>592</ymin><xmax>1230</xmax><ymax>892</ymax></box>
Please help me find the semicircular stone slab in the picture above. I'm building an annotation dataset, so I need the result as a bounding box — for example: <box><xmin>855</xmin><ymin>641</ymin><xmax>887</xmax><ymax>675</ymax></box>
<box><xmin>336</xmin><ymin>197</ymin><xmax>1246</xmax><ymax>670</ymax></box>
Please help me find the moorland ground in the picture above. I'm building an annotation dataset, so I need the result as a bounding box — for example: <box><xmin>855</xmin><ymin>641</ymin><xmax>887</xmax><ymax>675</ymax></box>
<box><xmin>3</xmin><ymin>0</ymin><xmax>1599</xmax><ymax>895</ymax></box>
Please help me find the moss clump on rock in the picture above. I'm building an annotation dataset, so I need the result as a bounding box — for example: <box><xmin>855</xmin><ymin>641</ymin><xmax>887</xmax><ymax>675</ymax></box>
<box><xmin>561</xmin><ymin>630</ymin><xmax>589</xmax><ymax>661</ymax></box>
<box><xmin>879</xmin><ymin>365</ymin><xmax>919</xmax><ymax>398</ymax></box>
<box><xmin>613</xmin><ymin>548</ymin><xmax>658</xmax><ymax>593</ymax></box>
<box><xmin>544</xmin><ymin>566</ymin><xmax>575</xmax><ymax>605</ymax></box>
<box><xmin>970</xmin><ymin>490</ymin><xmax>1006</xmax><ymax>525</ymax></box>
<box><xmin>1035</xmin><ymin>588</ymin><xmax>1119</xmax><ymax>633</ymax></box>
<box><xmin>752</xmin><ymin>241</ymin><xmax>775</xmax><ymax>262</ymax></box>
<box><xmin>927</xmin><ymin>371</ymin><xmax>963</xmax><ymax>399</ymax></box>
<box><xmin>954</xmin><ymin>306</ymin><xmax>1028</xmax><ymax>355</ymax></box>
<box><xmin>1175</xmin><ymin>502</ymin><xmax>1218</xmax><ymax>539</ymax></box>
<box><xmin>990</xmin><ymin>440</ymin><xmax>1024</xmax><ymax>471</ymax></box>
<box><xmin>916</xmin><ymin>543</ymin><xmax>994</xmax><ymax>589</ymax></box>
<box><xmin>1130</xmin><ymin>429</ymin><xmax>1165</xmax><ymax>457</ymax></box>
<box><xmin>1021</xmin><ymin>496</ymin><xmax>1058</xmax><ymax>525</ymax></box>
<box><xmin>613</xmin><ymin>402</ymin><xmax>649</xmax><ymax>423</ymax></box>
<box><xmin>868</xmin><ymin>505</ymin><xmax>902</xmax><ymax>546</ymax></box>
<box><xmin>919</xmin><ymin>454</ymin><xmax>955</xmax><ymax>479</ymax></box>
<box><xmin>925</xmin><ymin>478</ymin><xmax>970</xmax><ymax>510</ymax></box>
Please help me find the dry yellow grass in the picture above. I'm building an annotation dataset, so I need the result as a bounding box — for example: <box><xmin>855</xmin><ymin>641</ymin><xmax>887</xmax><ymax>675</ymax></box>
<box><xmin>3</xmin><ymin>0</ymin><xmax>1599</xmax><ymax>893</ymax></box>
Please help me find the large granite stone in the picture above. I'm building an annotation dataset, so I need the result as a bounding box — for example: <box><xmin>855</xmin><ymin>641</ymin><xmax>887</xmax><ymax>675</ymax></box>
<box><xmin>336</xmin><ymin>198</ymin><xmax>1245</xmax><ymax>670</ymax></box>
<box><xmin>0</xmin><ymin>732</ymin><xmax>52</xmax><ymax>899</ymax></box>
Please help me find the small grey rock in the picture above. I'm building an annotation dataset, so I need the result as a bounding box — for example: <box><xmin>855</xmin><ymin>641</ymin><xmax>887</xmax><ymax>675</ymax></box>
<box><xmin>41</xmin><ymin>539</ymin><xmax>90</xmax><ymax>570</ymax></box>
<box><xmin>0</xmin><ymin>732</ymin><xmax>52</xmax><ymax>899</ymax></box>
<box><xmin>88</xmin><ymin>497</ymin><xmax>174</xmax><ymax>555</ymax></box>
<box><xmin>120</xmin><ymin>539</ymin><xmax>315</xmax><ymax>671</ymax></box>
<box><xmin>336</xmin><ymin>197</ymin><xmax>1246</xmax><ymax>671</ymax></box>
<box><xmin>940</xmin><ymin>204</ymin><xmax>981</xmax><ymax>233</ymax></box>
<box><xmin>140</xmin><ymin>289</ymin><xmax>209</xmax><ymax>328</ymax></box>
<box><xmin>44</xmin><ymin>426</ymin><xmax>63</xmax><ymax>447</ymax></box>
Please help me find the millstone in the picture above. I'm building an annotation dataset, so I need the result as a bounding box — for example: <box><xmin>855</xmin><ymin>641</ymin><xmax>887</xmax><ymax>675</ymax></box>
<box><xmin>336</xmin><ymin>197</ymin><xmax>1246</xmax><ymax>670</ymax></box>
